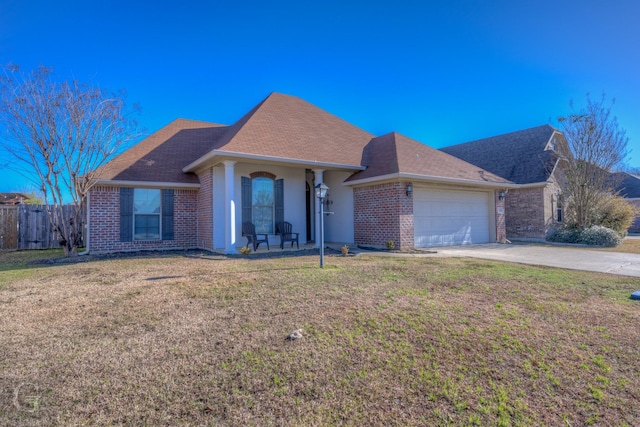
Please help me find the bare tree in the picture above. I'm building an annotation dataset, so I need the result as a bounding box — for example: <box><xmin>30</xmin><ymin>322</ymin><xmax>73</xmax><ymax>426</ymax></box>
<box><xmin>557</xmin><ymin>94</ymin><xmax>629</xmax><ymax>230</ymax></box>
<box><xmin>0</xmin><ymin>65</ymin><xmax>142</xmax><ymax>256</ymax></box>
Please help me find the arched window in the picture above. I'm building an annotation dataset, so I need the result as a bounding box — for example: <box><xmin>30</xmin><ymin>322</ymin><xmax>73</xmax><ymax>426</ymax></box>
<box><xmin>252</xmin><ymin>177</ymin><xmax>274</xmax><ymax>234</ymax></box>
<box><xmin>241</xmin><ymin>173</ymin><xmax>284</xmax><ymax>235</ymax></box>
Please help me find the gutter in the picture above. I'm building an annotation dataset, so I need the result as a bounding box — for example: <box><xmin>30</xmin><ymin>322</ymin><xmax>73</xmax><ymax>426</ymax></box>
<box><xmin>344</xmin><ymin>172</ymin><xmax>519</xmax><ymax>189</ymax></box>
<box><xmin>182</xmin><ymin>150</ymin><xmax>366</xmax><ymax>173</ymax></box>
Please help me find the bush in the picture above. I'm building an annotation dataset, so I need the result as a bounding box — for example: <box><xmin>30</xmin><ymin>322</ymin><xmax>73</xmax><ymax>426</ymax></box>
<box><xmin>581</xmin><ymin>225</ymin><xmax>623</xmax><ymax>246</ymax></box>
<box><xmin>547</xmin><ymin>227</ymin><xmax>581</xmax><ymax>244</ymax></box>
<box><xmin>595</xmin><ymin>196</ymin><xmax>638</xmax><ymax>237</ymax></box>
<box><xmin>547</xmin><ymin>225</ymin><xmax>622</xmax><ymax>247</ymax></box>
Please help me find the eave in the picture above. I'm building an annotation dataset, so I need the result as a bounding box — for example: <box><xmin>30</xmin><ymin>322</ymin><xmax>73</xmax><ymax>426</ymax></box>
<box><xmin>182</xmin><ymin>149</ymin><xmax>366</xmax><ymax>173</ymax></box>
<box><xmin>344</xmin><ymin>172</ymin><xmax>518</xmax><ymax>189</ymax></box>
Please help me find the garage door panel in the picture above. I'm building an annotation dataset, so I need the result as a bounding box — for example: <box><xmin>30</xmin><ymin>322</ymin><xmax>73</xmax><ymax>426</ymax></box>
<box><xmin>414</xmin><ymin>188</ymin><xmax>491</xmax><ymax>247</ymax></box>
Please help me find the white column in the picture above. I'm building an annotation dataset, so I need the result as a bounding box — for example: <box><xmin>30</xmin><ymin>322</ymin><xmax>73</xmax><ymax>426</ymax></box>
<box><xmin>313</xmin><ymin>169</ymin><xmax>324</xmax><ymax>248</ymax></box>
<box><xmin>224</xmin><ymin>161</ymin><xmax>237</xmax><ymax>254</ymax></box>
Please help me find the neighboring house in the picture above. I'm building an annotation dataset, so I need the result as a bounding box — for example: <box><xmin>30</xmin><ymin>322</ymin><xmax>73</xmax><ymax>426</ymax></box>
<box><xmin>88</xmin><ymin>92</ymin><xmax>512</xmax><ymax>254</ymax></box>
<box><xmin>611</xmin><ymin>172</ymin><xmax>640</xmax><ymax>233</ymax></box>
<box><xmin>441</xmin><ymin>125</ymin><xmax>567</xmax><ymax>240</ymax></box>
<box><xmin>0</xmin><ymin>193</ymin><xmax>28</xmax><ymax>205</ymax></box>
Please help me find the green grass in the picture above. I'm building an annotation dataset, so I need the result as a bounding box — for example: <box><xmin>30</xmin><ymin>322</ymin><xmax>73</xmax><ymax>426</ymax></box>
<box><xmin>0</xmin><ymin>251</ymin><xmax>639</xmax><ymax>426</ymax></box>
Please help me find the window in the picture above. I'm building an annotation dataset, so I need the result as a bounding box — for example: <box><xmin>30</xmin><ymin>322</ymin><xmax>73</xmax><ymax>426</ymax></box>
<box><xmin>241</xmin><ymin>175</ymin><xmax>284</xmax><ymax>234</ymax></box>
<box><xmin>252</xmin><ymin>177</ymin><xmax>274</xmax><ymax>234</ymax></box>
<box><xmin>120</xmin><ymin>188</ymin><xmax>174</xmax><ymax>242</ymax></box>
<box><xmin>556</xmin><ymin>194</ymin><xmax>563</xmax><ymax>223</ymax></box>
<box><xmin>134</xmin><ymin>189</ymin><xmax>161</xmax><ymax>240</ymax></box>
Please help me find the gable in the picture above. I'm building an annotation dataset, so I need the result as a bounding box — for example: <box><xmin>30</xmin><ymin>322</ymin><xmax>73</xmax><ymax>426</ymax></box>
<box><xmin>187</xmin><ymin>92</ymin><xmax>375</xmax><ymax>170</ymax></box>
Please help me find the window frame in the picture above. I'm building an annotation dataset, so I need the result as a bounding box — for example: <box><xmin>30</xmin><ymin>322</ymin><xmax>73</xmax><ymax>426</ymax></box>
<box><xmin>556</xmin><ymin>193</ymin><xmax>563</xmax><ymax>223</ymax></box>
<box><xmin>251</xmin><ymin>177</ymin><xmax>275</xmax><ymax>234</ymax></box>
<box><xmin>133</xmin><ymin>188</ymin><xmax>162</xmax><ymax>241</ymax></box>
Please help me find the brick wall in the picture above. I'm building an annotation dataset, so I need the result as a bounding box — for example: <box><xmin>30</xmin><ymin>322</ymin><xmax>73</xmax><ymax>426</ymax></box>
<box><xmin>197</xmin><ymin>168</ymin><xmax>213</xmax><ymax>250</ymax></box>
<box><xmin>504</xmin><ymin>187</ymin><xmax>546</xmax><ymax>239</ymax></box>
<box><xmin>495</xmin><ymin>190</ymin><xmax>507</xmax><ymax>242</ymax></box>
<box><xmin>504</xmin><ymin>181</ymin><xmax>563</xmax><ymax>240</ymax></box>
<box><xmin>354</xmin><ymin>182</ymin><xmax>414</xmax><ymax>249</ymax></box>
<box><xmin>89</xmin><ymin>185</ymin><xmax>198</xmax><ymax>253</ymax></box>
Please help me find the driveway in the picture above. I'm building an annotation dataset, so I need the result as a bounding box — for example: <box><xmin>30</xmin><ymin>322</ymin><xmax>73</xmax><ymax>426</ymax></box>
<box><xmin>432</xmin><ymin>243</ymin><xmax>640</xmax><ymax>278</ymax></box>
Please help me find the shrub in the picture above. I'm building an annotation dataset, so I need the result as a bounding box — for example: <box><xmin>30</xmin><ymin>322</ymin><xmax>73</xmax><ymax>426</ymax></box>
<box><xmin>595</xmin><ymin>195</ymin><xmax>638</xmax><ymax>237</ymax></box>
<box><xmin>580</xmin><ymin>225</ymin><xmax>622</xmax><ymax>247</ymax></box>
<box><xmin>547</xmin><ymin>227</ymin><xmax>581</xmax><ymax>244</ymax></box>
<box><xmin>547</xmin><ymin>225</ymin><xmax>622</xmax><ymax>247</ymax></box>
<box><xmin>386</xmin><ymin>240</ymin><xmax>395</xmax><ymax>250</ymax></box>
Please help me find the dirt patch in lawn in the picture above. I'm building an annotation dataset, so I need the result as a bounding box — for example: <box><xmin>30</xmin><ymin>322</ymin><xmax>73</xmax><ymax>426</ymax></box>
<box><xmin>1</xmin><ymin>252</ymin><xmax>639</xmax><ymax>426</ymax></box>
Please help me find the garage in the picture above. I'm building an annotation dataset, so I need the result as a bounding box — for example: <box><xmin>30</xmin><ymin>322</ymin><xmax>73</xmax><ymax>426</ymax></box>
<box><xmin>414</xmin><ymin>187</ymin><xmax>493</xmax><ymax>247</ymax></box>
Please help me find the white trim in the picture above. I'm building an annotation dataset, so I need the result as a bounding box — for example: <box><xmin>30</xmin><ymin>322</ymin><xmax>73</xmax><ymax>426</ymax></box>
<box><xmin>93</xmin><ymin>179</ymin><xmax>200</xmax><ymax>189</ymax></box>
<box><xmin>344</xmin><ymin>172</ymin><xmax>519</xmax><ymax>189</ymax></box>
<box><xmin>182</xmin><ymin>150</ymin><xmax>366</xmax><ymax>173</ymax></box>
<box><xmin>544</xmin><ymin>130</ymin><xmax>564</xmax><ymax>151</ymax></box>
<box><xmin>223</xmin><ymin>161</ymin><xmax>237</xmax><ymax>254</ymax></box>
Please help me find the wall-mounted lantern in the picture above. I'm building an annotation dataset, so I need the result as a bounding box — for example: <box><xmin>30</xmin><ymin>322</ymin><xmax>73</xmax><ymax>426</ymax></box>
<box><xmin>406</xmin><ymin>183</ymin><xmax>413</xmax><ymax>197</ymax></box>
<box><xmin>498</xmin><ymin>190</ymin><xmax>506</xmax><ymax>201</ymax></box>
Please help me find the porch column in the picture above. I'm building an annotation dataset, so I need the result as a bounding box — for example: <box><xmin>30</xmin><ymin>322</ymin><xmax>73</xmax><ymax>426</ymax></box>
<box><xmin>224</xmin><ymin>161</ymin><xmax>237</xmax><ymax>254</ymax></box>
<box><xmin>313</xmin><ymin>169</ymin><xmax>324</xmax><ymax>249</ymax></box>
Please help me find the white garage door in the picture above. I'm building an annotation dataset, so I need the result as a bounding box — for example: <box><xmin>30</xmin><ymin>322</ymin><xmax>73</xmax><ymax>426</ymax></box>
<box><xmin>414</xmin><ymin>188</ymin><xmax>491</xmax><ymax>247</ymax></box>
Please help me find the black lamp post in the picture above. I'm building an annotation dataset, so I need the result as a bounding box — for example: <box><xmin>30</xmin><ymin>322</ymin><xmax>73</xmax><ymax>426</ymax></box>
<box><xmin>315</xmin><ymin>182</ymin><xmax>329</xmax><ymax>268</ymax></box>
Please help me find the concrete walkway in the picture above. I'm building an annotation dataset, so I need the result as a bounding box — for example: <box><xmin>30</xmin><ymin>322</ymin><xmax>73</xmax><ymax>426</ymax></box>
<box><xmin>428</xmin><ymin>243</ymin><xmax>640</xmax><ymax>278</ymax></box>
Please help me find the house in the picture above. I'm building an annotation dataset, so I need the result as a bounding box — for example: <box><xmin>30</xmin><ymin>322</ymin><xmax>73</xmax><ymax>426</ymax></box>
<box><xmin>611</xmin><ymin>172</ymin><xmax>640</xmax><ymax>233</ymax></box>
<box><xmin>87</xmin><ymin>92</ymin><xmax>512</xmax><ymax>254</ymax></box>
<box><xmin>441</xmin><ymin>125</ymin><xmax>567</xmax><ymax>241</ymax></box>
<box><xmin>0</xmin><ymin>192</ymin><xmax>28</xmax><ymax>205</ymax></box>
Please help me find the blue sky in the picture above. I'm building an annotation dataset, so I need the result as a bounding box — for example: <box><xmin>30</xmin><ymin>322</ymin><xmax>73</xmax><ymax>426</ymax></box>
<box><xmin>1</xmin><ymin>0</ymin><xmax>639</xmax><ymax>193</ymax></box>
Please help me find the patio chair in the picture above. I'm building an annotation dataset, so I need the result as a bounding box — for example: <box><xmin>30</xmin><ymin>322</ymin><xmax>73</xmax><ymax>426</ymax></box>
<box><xmin>276</xmin><ymin>221</ymin><xmax>299</xmax><ymax>250</ymax></box>
<box><xmin>242</xmin><ymin>222</ymin><xmax>269</xmax><ymax>251</ymax></box>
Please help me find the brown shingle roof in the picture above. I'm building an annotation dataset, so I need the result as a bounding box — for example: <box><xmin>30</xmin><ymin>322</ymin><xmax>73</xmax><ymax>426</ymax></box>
<box><xmin>97</xmin><ymin>119</ymin><xmax>229</xmax><ymax>184</ymax></box>
<box><xmin>98</xmin><ymin>93</ymin><xmax>509</xmax><ymax>187</ymax></box>
<box><xmin>194</xmin><ymin>92</ymin><xmax>375</xmax><ymax>167</ymax></box>
<box><xmin>346</xmin><ymin>132</ymin><xmax>511</xmax><ymax>185</ymax></box>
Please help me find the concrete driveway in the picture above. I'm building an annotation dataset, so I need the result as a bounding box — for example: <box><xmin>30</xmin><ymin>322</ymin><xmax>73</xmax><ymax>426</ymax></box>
<box><xmin>430</xmin><ymin>243</ymin><xmax>640</xmax><ymax>277</ymax></box>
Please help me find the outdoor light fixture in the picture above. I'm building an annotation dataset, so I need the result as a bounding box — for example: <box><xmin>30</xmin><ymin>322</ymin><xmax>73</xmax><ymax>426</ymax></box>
<box><xmin>498</xmin><ymin>190</ymin><xmax>506</xmax><ymax>201</ymax></box>
<box><xmin>406</xmin><ymin>183</ymin><xmax>413</xmax><ymax>197</ymax></box>
<box><xmin>315</xmin><ymin>182</ymin><xmax>329</xmax><ymax>268</ymax></box>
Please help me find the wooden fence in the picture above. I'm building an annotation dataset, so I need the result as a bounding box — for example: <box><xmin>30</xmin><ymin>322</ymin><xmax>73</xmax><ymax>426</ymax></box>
<box><xmin>0</xmin><ymin>206</ymin><xmax>19</xmax><ymax>250</ymax></box>
<box><xmin>0</xmin><ymin>204</ymin><xmax>84</xmax><ymax>251</ymax></box>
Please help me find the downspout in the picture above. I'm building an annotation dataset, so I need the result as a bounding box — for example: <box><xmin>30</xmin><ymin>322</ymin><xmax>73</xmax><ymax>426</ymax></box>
<box><xmin>78</xmin><ymin>191</ymin><xmax>90</xmax><ymax>255</ymax></box>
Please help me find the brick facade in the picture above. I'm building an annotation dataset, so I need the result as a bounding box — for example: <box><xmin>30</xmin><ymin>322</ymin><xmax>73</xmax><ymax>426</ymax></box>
<box><xmin>504</xmin><ymin>187</ymin><xmax>546</xmax><ymax>239</ymax></box>
<box><xmin>495</xmin><ymin>190</ymin><xmax>507</xmax><ymax>243</ymax></box>
<box><xmin>353</xmin><ymin>182</ymin><xmax>414</xmax><ymax>249</ymax></box>
<box><xmin>89</xmin><ymin>185</ymin><xmax>198</xmax><ymax>253</ymax></box>
<box><xmin>197</xmin><ymin>168</ymin><xmax>214</xmax><ymax>250</ymax></box>
<box><xmin>504</xmin><ymin>166</ymin><xmax>564</xmax><ymax>240</ymax></box>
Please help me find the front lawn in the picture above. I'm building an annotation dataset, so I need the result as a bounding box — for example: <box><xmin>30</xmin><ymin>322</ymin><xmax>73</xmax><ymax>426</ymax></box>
<box><xmin>597</xmin><ymin>237</ymin><xmax>640</xmax><ymax>254</ymax></box>
<box><xmin>1</xmin><ymin>250</ymin><xmax>639</xmax><ymax>426</ymax></box>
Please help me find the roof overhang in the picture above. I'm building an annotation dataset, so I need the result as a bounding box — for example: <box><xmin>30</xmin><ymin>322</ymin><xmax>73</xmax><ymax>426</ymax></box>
<box><xmin>182</xmin><ymin>150</ymin><xmax>365</xmax><ymax>173</ymax></box>
<box><xmin>92</xmin><ymin>179</ymin><xmax>201</xmax><ymax>189</ymax></box>
<box><xmin>344</xmin><ymin>172</ymin><xmax>519</xmax><ymax>189</ymax></box>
